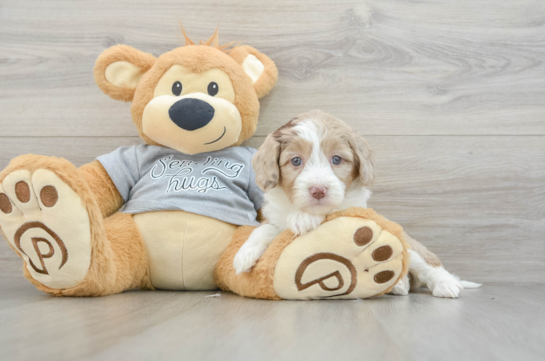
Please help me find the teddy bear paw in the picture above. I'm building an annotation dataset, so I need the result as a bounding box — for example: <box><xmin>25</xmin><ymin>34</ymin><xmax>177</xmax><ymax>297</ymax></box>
<box><xmin>273</xmin><ymin>216</ymin><xmax>407</xmax><ymax>300</ymax></box>
<box><xmin>0</xmin><ymin>168</ymin><xmax>92</xmax><ymax>289</ymax></box>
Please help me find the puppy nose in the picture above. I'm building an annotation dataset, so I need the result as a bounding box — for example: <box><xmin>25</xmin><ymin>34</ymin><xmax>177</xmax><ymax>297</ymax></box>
<box><xmin>169</xmin><ymin>98</ymin><xmax>215</xmax><ymax>131</ymax></box>
<box><xmin>310</xmin><ymin>186</ymin><xmax>327</xmax><ymax>200</ymax></box>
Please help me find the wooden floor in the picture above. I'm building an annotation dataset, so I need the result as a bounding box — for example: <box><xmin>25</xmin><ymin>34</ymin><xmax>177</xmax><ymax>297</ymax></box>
<box><xmin>0</xmin><ymin>267</ymin><xmax>543</xmax><ymax>361</ymax></box>
<box><xmin>1</xmin><ymin>0</ymin><xmax>544</xmax><ymax>360</ymax></box>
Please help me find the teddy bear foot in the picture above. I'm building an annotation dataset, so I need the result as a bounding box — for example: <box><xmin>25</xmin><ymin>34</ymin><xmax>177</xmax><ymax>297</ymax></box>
<box><xmin>215</xmin><ymin>208</ymin><xmax>409</xmax><ymax>300</ymax></box>
<box><xmin>273</xmin><ymin>214</ymin><xmax>408</xmax><ymax>299</ymax></box>
<box><xmin>0</xmin><ymin>157</ymin><xmax>94</xmax><ymax>290</ymax></box>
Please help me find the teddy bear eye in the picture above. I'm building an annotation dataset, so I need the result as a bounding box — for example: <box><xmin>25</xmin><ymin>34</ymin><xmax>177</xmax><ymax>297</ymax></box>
<box><xmin>207</xmin><ymin>82</ymin><xmax>219</xmax><ymax>96</ymax></box>
<box><xmin>291</xmin><ymin>157</ymin><xmax>302</xmax><ymax>166</ymax></box>
<box><xmin>332</xmin><ymin>156</ymin><xmax>342</xmax><ymax>165</ymax></box>
<box><xmin>172</xmin><ymin>81</ymin><xmax>182</xmax><ymax>96</ymax></box>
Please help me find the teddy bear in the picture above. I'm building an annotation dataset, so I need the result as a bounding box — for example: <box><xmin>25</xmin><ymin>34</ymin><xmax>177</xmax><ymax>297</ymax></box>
<box><xmin>0</xmin><ymin>27</ymin><xmax>409</xmax><ymax>299</ymax></box>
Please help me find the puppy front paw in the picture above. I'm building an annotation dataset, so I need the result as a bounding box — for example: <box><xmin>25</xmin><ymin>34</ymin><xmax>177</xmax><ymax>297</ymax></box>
<box><xmin>233</xmin><ymin>242</ymin><xmax>268</xmax><ymax>274</ymax></box>
<box><xmin>287</xmin><ymin>212</ymin><xmax>325</xmax><ymax>236</ymax></box>
<box><xmin>430</xmin><ymin>279</ymin><xmax>463</xmax><ymax>298</ymax></box>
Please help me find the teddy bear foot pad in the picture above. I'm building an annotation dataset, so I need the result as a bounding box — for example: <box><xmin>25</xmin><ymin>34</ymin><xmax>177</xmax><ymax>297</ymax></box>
<box><xmin>273</xmin><ymin>216</ymin><xmax>405</xmax><ymax>300</ymax></box>
<box><xmin>0</xmin><ymin>168</ymin><xmax>92</xmax><ymax>289</ymax></box>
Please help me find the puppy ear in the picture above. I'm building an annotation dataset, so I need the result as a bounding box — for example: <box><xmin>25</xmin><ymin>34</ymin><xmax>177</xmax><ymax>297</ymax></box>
<box><xmin>350</xmin><ymin>133</ymin><xmax>375</xmax><ymax>186</ymax></box>
<box><xmin>252</xmin><ymin>133</ymin><xmax>281</xmax><ymax>191</ymax></box>
<box><xmin>94</xmin><ymin>45</ymin><xmax>156</xmax><ymax>102</ymax></box>
<box><xmin>229</xmin><ymin>45</ymin><xmax>278</xmax><ymax>98</ymax></box>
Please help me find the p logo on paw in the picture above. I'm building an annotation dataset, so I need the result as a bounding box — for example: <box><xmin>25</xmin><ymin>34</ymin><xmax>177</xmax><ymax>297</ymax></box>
<box><xmin>273</xmin><ymin>216</ymin><xmax>406</xmax><ymax>300</ymax></box>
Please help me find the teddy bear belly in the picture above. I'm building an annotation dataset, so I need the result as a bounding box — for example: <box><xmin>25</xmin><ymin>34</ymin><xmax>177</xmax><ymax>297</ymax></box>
<box><xmin>133</xmin><ymin>210</ymin><xmax>237</xmax><ymax>290</ymax></box>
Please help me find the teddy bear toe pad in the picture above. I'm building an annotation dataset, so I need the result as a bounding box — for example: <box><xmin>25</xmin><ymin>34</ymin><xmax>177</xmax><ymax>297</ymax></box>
<box><xmin>0</xmin><ymin>169</ymin><xmax>91</xmax><ymax>289</ymax></box>
<box><xmin>273</xmin><ymin>217</ymin><xmax>404</xmax><ymax>299</ymax></box>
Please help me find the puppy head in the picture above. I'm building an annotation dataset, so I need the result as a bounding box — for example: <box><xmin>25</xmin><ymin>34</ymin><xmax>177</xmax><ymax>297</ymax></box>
<box><xmin>253</xmin><ymin>110</ymin><xmax>375</xmax><ymax>214</ymax></box>
<box><xmin>94</xmin><ymin>27</ymin><xmax>278</xmax><ymax>155</ymax></box>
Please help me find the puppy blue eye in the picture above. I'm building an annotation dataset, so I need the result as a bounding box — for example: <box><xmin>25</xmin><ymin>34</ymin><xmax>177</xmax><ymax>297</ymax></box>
<box><xmin>332</xmin><ymin>156</ymin><xmax>342</xmax><ymax>165</ymax></box>
<box><xmin>172</xmin><ymin>81</ymin><xmax>182</xmax><ymax>96</ymax></box>
<box><xmin>208</xmin><ymin>82</ymin><xmax>219</xmax><ymax>96</ymax></box>
<box><xmin>291</xmin><ymin>157</ymin><xmax>302</xmax><ymax>166</ymax></box>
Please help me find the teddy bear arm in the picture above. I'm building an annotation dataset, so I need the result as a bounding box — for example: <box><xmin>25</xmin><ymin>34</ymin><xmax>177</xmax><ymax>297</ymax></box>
<box><xmin>78</xmin><ymin>160</ymin><xmax>124</xmax><ymax>218</ymax></box>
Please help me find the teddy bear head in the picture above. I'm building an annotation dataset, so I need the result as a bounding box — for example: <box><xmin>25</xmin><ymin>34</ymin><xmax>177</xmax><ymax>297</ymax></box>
<box><xmin>93</xmin><ymin>28</ymin><xmax>278</xmax><ymax>155</ymax></box>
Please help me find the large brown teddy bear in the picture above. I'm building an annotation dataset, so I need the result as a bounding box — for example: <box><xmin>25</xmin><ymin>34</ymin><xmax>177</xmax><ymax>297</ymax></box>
<box><xmin>0</xmin><ymin>28</ymin><xmax>409</xmax><ymax>299</ymax></box>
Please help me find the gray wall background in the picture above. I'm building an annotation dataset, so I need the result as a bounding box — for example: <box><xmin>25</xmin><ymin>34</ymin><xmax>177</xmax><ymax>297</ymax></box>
<box><xmin>1</xmin><ymin>0</ymin><xmax>544</xmax><ymax>283</ymax></box>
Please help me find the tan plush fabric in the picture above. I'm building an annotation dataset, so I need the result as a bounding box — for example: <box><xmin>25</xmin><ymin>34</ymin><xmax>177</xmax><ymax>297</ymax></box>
<box><xmin>215</xmin><ymin>207</ymin><xmax>409</xmax><ymax>300</ymax></box>
<box><xmin>229</xmin><ymin>45</ymin><xmax>279</xmax><ymax>99</ymax></box>
<box><xmin>78</xmin><ymin>161</ymin><xmax>124</xmax><ymax>218</ymax></box>
<box><xmin>94</xmin><ymin>45</ymin><xmax>156</xmax><ymax>102</ymax></box>
<box><xmin>141</xmin><ymin>92</ymin><xmax>242</xmax><ymax>155</ymax></box>
<box><xmin>129</xmin><ymin>45</ymin><xmax>262</xmax><ymax>147</ymax></box>
<box><xmin>214</xmin><ymin>225</ymin><xmax>286</xmax><ymax>300</ymax></box>
<box><xmin>134</xmin><ymin>211</ymin><xmax>237</xmax><ymax>290</ymax></box>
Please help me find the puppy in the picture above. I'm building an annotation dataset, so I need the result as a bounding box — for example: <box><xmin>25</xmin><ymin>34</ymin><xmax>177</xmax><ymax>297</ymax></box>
<box><xmin>234</xmin><ymin>110</ymin><xmax>480</xmax><ymax>298</ymax></box>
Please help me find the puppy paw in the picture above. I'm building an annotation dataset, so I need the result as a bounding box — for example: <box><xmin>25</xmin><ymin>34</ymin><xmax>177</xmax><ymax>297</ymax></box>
<box><xmin>390</xmin><ymin>275</ymin><xmax>409</xmax><ymax>296</ymax></box>
<box><xmin>430</xmin><ymin>279</ymin><xmax>463</xmax><ymax>298</ymax></box>
<box><xmin>287</xmin><ymin>212</ymin><xmax>325</xmax><ymax>236</ymax></box>
<box><xmin>233</xmin><ymin>242</ymin><xmax>268</xmax><ymax>274</ymax></box>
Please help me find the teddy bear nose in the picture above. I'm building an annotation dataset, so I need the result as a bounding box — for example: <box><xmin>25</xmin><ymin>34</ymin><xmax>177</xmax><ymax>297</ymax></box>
<box><xmin>168</xmin><ymin>98</ymin><xmax>215</xmax><ymax>131</ymax></box>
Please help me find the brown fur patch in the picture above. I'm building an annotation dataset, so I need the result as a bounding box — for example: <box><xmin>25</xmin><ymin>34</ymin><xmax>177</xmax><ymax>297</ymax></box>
<box><xmin>299</xmin><ymin>110</ymin><xmax>375</xmax><ymax>187</ymax></box>
<box><xmin>278</xmin><ymin>136</ymin><xmax>312</xmax><ymax>202</ymax></box>
<box><xmin>252</xmin><ymin>117</ymin><xmax>302</xmax><ymax>191</ymax></box>
<box><xmin>403</xmin><ymin>231</ymin><xmax>442</xmax><ymax>267</ymax></box>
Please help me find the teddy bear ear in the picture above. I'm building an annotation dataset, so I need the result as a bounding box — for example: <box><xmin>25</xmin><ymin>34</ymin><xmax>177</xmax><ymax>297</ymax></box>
<box><xmin>93</xmin><ymin>45</ymin><xmax>156</xmax><ymax>102</ymax></box>
<box><xmin>229</xmin><ymin>45</ymin><xmax>278</xmax><ymax>99</ymax></box>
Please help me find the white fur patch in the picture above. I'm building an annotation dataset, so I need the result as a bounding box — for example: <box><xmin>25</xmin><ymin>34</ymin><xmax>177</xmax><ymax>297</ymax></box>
<box><xmin>233</xmin><ymin>224</ymin><xmax>279</xmax><ymax>273</ymax></box>
<box><xmin>290</xmin><ymin>120</ymin><xmax>347</xmax><ymax>215</ymax></box>
<box><xmin>409</xmin><ymin>250</ymin><xmax>466</xmax><ymax>298</ymax></box>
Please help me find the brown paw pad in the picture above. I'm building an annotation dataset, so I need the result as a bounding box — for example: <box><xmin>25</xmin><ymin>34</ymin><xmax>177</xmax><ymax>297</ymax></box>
<box><xmin>40</xmin><ymin>186</ymin><xmax>58</xmax><ymax>207</ymax></box>
<box><xmin>372</xmin><ymin>245</ymin><xmax>393</xmax><ymax>262</ymax></box>
<box><xmin>0</xmin><ymin>193</ymin><xmax>12</xmax><ymax>214</ymax></box>
<box><xmin>353</xmin><ymin>226</ymin><xmax>373</xmax><ymax>246</ymax></box>
<box><xmin>374</xmin><ymin>270</ymin><xmax>395</xmax><ymax>284</ymax></box>
<box><xmin>15</xmin><ymin>181</ymin><xmax>30</xmax><ymax>203</ymax></box>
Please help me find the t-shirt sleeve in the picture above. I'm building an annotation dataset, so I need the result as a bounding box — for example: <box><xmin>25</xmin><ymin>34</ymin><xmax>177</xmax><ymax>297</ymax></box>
<box><xmin>247</xmin><ymin>147</ymin><xmax>265</xmax><ymax>211</ymax></box>
<box><xmin>96</xmin><ymin>146</ymin><xmax>141</xmax><ymax>202</ymax></box>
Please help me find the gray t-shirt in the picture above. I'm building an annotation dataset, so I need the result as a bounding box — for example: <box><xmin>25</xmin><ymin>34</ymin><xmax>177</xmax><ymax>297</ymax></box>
<box><xmin>97</xmin><ymin>145</ymin><xmax>263</xmax><ymax>226</ymax></box>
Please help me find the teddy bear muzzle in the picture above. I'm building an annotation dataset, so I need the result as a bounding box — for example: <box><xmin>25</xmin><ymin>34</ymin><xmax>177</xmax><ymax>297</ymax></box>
<box><xmin>142</xmin><ymin>92</ymin><xmax>242</xmax><ymax>155</ymax></box>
